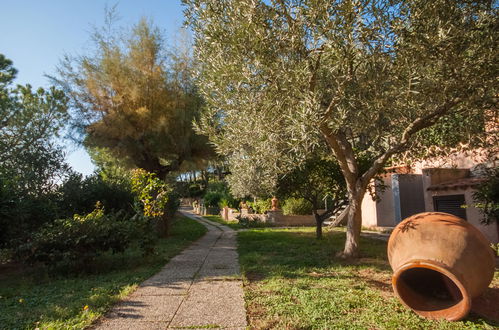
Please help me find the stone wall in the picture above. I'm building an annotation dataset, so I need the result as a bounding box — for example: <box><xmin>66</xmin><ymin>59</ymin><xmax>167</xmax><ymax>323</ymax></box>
<box><xmin>271</xmin><ymin>212</ymin><xmax>317</xmax><ymax>226</ymax></box>
<box><xmin>220</xmin><ymin>207</ymin><xmax>317</xmax><ymax>226</ymax></box>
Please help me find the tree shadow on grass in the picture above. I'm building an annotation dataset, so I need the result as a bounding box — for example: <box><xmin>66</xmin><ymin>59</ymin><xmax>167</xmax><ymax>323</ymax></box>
<box><xmin>239</xmin><ymin>228</ymin><xmax>391</xmax><ymax>278</ymax></box>
<box><xmin>238</xmin><ymin>227</ymin><xmax>499</xmax><ymax>328</ymax></box>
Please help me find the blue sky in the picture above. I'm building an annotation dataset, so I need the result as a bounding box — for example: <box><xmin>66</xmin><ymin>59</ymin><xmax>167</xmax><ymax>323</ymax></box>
<box><xmin>0</xmin><ymin>0</ymin><xmax>186</xmax><ymax>175</ymax></box>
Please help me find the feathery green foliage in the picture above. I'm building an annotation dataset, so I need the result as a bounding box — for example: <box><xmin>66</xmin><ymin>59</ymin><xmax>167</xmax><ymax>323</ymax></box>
<box><xmin>53</xmin><ymin>16</ymin><xmax>213</xmax><ymax>178</ymax></box>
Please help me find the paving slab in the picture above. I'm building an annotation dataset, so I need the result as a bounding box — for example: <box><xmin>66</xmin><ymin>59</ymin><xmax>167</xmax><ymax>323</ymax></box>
<box><xmin>134</xmin><ymin>278</ymin><xmax>192</xmax><ymax>296</ymax></box>
<box><xmin>169</xmin><ymin>280</ymin><xmax>247</xmax><ymax>328</ymax></box>
<box><xmin>95</xmin><ymin>321</ymin><xmax>170</xmax><ymax>330</ymax></box>
<box><xmin>104</xmin><ymin>294</ymin><xmax>185</xmax><ymax>322</ymax></box>
<box><xmin>94</xmin><ymin>208</ymin><xmax>246</xmax><ymax>329</ymax></box>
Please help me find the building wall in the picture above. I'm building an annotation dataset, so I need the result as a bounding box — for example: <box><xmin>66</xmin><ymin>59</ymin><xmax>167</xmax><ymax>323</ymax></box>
<box><xmin>413</xmin><ymin>149</ymin><xmax>492</xmax><ymax>174</ymax></box>
<box><xmin>425</xmin><ymin>187</ymin><xmax>498</xmax><ymax>244</ymax></box>
<box><xmin>361</xmin><ymin>188</ymin><xmax>378</xmax><ymax>227</ymax></box>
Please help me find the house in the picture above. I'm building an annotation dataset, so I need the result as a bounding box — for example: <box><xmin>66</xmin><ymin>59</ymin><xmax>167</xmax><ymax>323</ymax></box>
<box><xmin>361</xmin><ymin>150</ymin><xmax>498</xmax><ymax>244</ymax></box>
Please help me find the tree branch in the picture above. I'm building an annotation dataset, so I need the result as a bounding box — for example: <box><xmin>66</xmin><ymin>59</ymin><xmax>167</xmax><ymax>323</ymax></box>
<box><xmin>275</xmin><ymin>0</ymin><xmax>295</xmax><ymax>26</ymax></box>
<box><xmin>321</xmin><ymin>126</ymin><xmax>359</xmax><ymax>189</ymax></box>
<box><xmin>360</xmin><ymin>98</ymin><xmax>461</xmax><ymax>188</ymax></box>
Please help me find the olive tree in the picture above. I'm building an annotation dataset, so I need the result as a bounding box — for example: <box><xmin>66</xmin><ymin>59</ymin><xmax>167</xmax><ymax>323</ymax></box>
<box><xmin>277</xmin><ymin>156</ymin><xmax>347</xmax><ymax>239</ymax></box>
<box><xmin>184</xmin><ymin>0</ymin><xmax>498</xmax><ymax>257</ymax></box>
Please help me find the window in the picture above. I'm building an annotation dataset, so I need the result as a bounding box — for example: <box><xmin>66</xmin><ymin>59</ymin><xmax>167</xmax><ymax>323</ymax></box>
<box><xmin>433</xmin><ymin>195</ymin><xmax>467</xmax><ymax>220</ymax></box>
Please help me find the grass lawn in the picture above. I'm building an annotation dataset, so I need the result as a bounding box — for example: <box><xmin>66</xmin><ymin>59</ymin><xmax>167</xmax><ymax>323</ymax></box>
<box><xmin>0</xmin><ymin>215</ymin><xmax>207</xmax><ymax>330</ymax></box>
<box><xmin>238</xmin><ymin>227</ymin><xmax>499</xmax><ymax>329</ymax></box>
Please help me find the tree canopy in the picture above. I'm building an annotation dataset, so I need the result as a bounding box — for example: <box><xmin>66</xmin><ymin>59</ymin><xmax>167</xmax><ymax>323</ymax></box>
<box><xmin>0</xmin><ymin>54</ymin><xmax>69</xmax><ymax>196</ymax></box>
<box><xmin>184</xmin><ymin>0</ymin><xmax>498</xmax><ymax>257</ymax></box>
<box><xmin>54</xmin><ymin>17</ymin><xmax>214</xmax><ymax>178</ymax></box>
<box><xmin>0</xmin><ymin>54</ymin><xmax>70</xmax><ymax>245</ymax></box>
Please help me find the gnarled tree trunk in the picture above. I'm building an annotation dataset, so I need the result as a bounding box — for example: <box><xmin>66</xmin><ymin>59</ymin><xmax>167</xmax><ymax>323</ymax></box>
<box><xmin>341</xmin><ymin>187</ymin><xmax>366</xmax><ymax>258</ymax></box>
<box><xmin>313</xmin><ymin>211</ymin><xmax>323</xmax><ymax>239</ymax></box>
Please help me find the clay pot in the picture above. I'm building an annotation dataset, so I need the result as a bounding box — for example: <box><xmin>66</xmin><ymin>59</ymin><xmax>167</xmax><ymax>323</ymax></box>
<box><xmin>388</xmin><ymin>212</ymin><xmax>495</xmax><ymax>321</ymax></box>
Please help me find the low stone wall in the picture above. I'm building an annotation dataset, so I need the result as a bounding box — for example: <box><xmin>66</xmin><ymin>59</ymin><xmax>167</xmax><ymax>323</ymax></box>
<box><xmin>272</xmin><ymin>213</ymin><xmax>316</xmax><ymax>226</ymax></box>
<box><xmin>220</xmin><ymin>207</ymin><xmax>317</xmax><ymax>226</ymax></box>
<box><xmin>221</xmin><ymin>207</ymin><xmax>241</xmax><ymax>221</ymax></box>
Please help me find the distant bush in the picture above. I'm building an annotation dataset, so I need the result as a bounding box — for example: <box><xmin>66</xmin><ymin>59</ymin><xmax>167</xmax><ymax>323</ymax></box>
<box><xmin>203</xmin><ymin>181</ymin><xmax>239</xmax><ymax>208</ymax></box>
<box><xmin>15</xmin><ymin>204</ymin><xmax>155</xmax><ymax>271</ymax></box>
<box><xmin>56</xmin><ymin>172</ymin><xmax>134</xmax><ymax>218</ymax></box>
<box><xmin>248</xmin><ymin>198</ymin><xmax>272</xmax><ymax>214</ymax></box>
<box><xmin>204</xmin><ymin>190</ymin><xmax>223</xmax><ymax>208</ymax></box>
<box><xmin>0</xmin><ymin>174</ymin><xmax>59</xmax><ymax>247</ymax></box>
<box><xmin>163</xmin><ymin>190</ymin><xmax>180</xmax><ymax>219</ymax></box>
<box><xmin>188</xmin><ymin>183</ymin><xmax>204</xmax><ymax>198</ymax></box>
<box><xmin>175</xmin><ymin>182</ymin><xmax>204</xmax><ymax>198</ymax></box>
<box><xmin>282</xmin><ymin>198</ymin><xmax>313</xmax><ymax>215</ymax></box>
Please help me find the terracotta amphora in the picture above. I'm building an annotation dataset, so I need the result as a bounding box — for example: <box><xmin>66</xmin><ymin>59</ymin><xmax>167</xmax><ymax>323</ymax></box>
<box><xmin>388</xmin><ymin>212</ymin><xmax>495</xmax><ymax>321</ymax></box>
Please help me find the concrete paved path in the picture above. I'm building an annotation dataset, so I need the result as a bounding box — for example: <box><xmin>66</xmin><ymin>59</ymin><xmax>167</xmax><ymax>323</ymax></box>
<box><xmin>93</xmin><ymin>208</ymin><xmax>247</xmax><ymax>329</ymax></box>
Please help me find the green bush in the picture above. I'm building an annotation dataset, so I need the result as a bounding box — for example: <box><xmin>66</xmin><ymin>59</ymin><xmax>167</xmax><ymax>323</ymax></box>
<box><xmin>15</xmin><ymin>205</ymin><xmax>155</xmax><ymax>271</ymax></box>
<box><xmin>0</xmin><ymin>174</ymin><xmax>59</xmax><ymax>247</ymax></box>
<box><xmin>203</xmin><ymin>181</ymin><xmax>238</xmax><ymax>208</ymax></box>
<box><xmin>0</xmin><ymin>171</ymin><xmax>135</xmax><ymax>248</ymax></box>
<box><xmin>188</xmin><ymin>183</ymin><xmax>204</xmax><ymax>198</ymax></box>
<box><xmin>282</xmin><ymin>198</ymin><xmax>313</xmax><ymax>215</ymax></box>
<box><xmin>219</xmin><ymin>195</ymin><xmax>239</xmax><ymax>209</ymax></box>
<box><xmin>164</xmin><ymin>190</ymin><xmax>180</xmax><ymax>219</ymax></box>
<box><xmin>473</xmin><ymin>167</ymin><xmax>499</xmax><ymax>225</ymax></box>
<box><xmin>204</xmin><ymin>190</ymin><xmax>223</xmax><ymax>207</ymax></box>
<box><xmin>57</xmin><ymin>172</ymin><xmax>134</xmax><ymax>218</ymax></box>
<box><xmin>248</xmin><ymin>198</ymin><xmax>272</xmax><ymax>214</ymax></box>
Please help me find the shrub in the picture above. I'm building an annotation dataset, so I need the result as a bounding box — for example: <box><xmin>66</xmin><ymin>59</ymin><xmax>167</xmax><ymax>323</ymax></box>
<box><xmin>282</xmin><ymin>198</ymin><xmax>313</xmax><ymax>215</ymax></box>
<box><xmin>163</xmin><ymin>190</ymin><xmax>180</xmax><ymax>220</ymax></box>
<box><xmin>0</xmin><ymin>170</ymin><xmax>135</xmax><ymax>248</ymax></box>
<box><xmin>188</xmin><ymin>183</ymin><xmax>204</xmax><ymax>198</ymax></box>
<box><xmin>0</xmin><ymin>174</ymin><xmax>59</xmax><ymax>247</ymax></box>
<box><xmin>248</xmin><ymin>198</ymin><xmax>272</xmax><ymax>214</ymax></box>
<box><xmin>131</xmin><ymin>169</ymin><xmax>171</xmax><ymax>218</ymax></box>
<box><xmin>131</xmin><ymin>169</ymin><xmax>179</xmax><ymax>237</ymax></box>
<box><xmin>473</xmin><ymin>167</ymin><xmax>499</xmax><ymax>225</ymax></box>
<box><xmin>15</xmin><ymin>204</ymin><xmax>154</xmax><ymax>271</ymax></box>
<box><xmin>203</xmin><ymin>181</ymin><xmax>238</xmax><ymax>208</ymax></box>
<box><xmin>204</xmin><ymin>190</ymin><xmax>223</xmax><ymax>208</ymax></box>
<box><xmin>56</xmin><ymin>172</ymin><xmax>134</xmax><ymax>218</ymax></box>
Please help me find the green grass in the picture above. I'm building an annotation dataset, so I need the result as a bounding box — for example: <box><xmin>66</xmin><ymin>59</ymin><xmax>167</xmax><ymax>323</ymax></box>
<box><xmin>0</xmin><ymin>215</ymin><xmax>207</xmax><ymax>330</ymax></box>
<box><xmin>238</xmin><ymin>227</ymin><xmax>499</xmax><ymax>329</ymax></box>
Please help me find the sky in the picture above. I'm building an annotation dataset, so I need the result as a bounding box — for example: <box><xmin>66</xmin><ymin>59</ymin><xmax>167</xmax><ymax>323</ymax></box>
<box><xmin>0</xmin><ymin>0</ymin><xmax>186</xmax><ymax>176</ymax></box>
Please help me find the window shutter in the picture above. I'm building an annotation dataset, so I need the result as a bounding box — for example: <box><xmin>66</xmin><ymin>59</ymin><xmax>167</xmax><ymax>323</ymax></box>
<box><xmin>433</xmin><ymin>195</ymin><xmax>467</xmax><ymax>220</ymax></box>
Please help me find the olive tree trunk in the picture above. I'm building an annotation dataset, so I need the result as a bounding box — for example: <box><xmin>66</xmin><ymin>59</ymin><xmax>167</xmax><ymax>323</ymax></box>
<box><xmin>313</xmin><ymin>211</ymin><xmax>323</xmax><ymax>239</ymax></box>
<box><xmin>341</xmin><ymin>187</ymin><xmax>367</xmax><ymax>258</ymax></box>
<box><xmin>157</xmin><ymin>213</ymin><xmax>172</xmax><ymax>237</ymax></box>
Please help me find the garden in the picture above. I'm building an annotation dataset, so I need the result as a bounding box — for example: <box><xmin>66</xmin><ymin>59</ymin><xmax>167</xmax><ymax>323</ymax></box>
<box><xmin>1</xmin><ymin>0</ymin><xmax>498</xmax><ymax>328</ymax></box>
